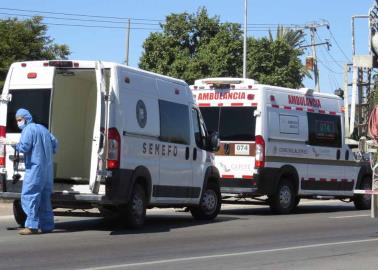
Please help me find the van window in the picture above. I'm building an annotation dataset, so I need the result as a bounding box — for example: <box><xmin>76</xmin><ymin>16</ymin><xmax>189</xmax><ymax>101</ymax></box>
<box><xmin>200</xmin><ymin>107</ymin><xmax>256</xmax><ymax>141</ymax></box>
<box><xmin>6</xmin><ymin>89</ymin><xmax>51</xmax><ymax>133</ymax></box>
<box><xmin>307</xmin><ymin>112</ymin><xmax>341</xmax><ymax>148</ymax></box>
<box><xmin>192</xmin><ymin>108</ymin><xmax>207</xmax><ymax>149</ymax></box>
<box><xmin>159</xmin><ymin>100</ymin><xmax>190</xmax><ymax>145</ymax></box>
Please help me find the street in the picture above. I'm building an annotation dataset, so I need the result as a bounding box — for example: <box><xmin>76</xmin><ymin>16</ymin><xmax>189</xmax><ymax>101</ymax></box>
<box><xmin>0</xmin><ymin>200</ymin><xmax>377</xmax><ymax>270</ymax></box>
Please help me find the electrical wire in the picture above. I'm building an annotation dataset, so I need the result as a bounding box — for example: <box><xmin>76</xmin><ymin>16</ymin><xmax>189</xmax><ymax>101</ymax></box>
<box><xmin>328</xmin><ymin>28</ymin><xmax>351</xmax><ymax>62</ymax></box>
<box><xmin>0</xmin><ymin>7</ymin><xmax>162</xmax><ymax>22</ymax></box>
<box><xmin>315</xmin><ymin>31</ymin><xmax>345</xmax><ymax>70</ymax></box>
<box><xmin>0</xmin><ymin>12</ymin><xmax>161</xmax><ymax>26</ymax></box>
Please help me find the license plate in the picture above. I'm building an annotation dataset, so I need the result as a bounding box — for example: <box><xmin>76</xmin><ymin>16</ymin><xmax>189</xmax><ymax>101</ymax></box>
<box><xmin>235</xmin><ymin>144</ymin><xmax>249</xmax><ymax>155</ymax></box>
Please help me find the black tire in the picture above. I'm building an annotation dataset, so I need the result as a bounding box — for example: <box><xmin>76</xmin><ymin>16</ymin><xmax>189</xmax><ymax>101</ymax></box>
<box><xmin>354</xmin><ymin>176</ymin><xmax>372</xmax><ymax>210</ymax></box>
<box><xmin>190</xmin><ymin>182</ymin><xmax>221</xmax><ymax>220</ymax></box>
<box><xmin>122</xmin><ymin>184</ymin><xmax>146</xmax><ymax>229</ymax></box>
<box><xmin>13</xmin><ymin>199</ymin><xmax>26</xmax><ymax>227</ymax></box>
<box><xmin>269</xmin><ymin>178</ymin><xmax>296</xmax><ymax>214</ymax></box>
<box><xmin>294</xmin><ymin>197</ymin><xmax>301</xmax><ymax>208</ymax></box>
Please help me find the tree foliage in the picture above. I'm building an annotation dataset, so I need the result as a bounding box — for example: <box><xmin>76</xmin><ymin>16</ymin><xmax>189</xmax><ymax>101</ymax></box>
<box><xmin>0</xmin><ymin>16</ymin><xmax>70</xmax><ymax>90</ymax></box>
<box><xmin>247</xmin><ymin>37</ymin><xmax>304</xmax><ymax>88</ymax></box>
<box><xmin>139</xmin><ymin>8</ymin><xmax>305</xmax><ymax>88</ymax></box>
<box><xmin>139</xmin><ymin>8</ymin><xmax>243</xmax><ymax>84</ymax></box>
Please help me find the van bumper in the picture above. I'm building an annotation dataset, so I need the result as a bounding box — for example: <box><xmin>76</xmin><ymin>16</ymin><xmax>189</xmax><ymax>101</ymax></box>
<box><xmin>220</xmin><ymin>167</ymin><xmax>281</xmax><ymax>196</ymax></box>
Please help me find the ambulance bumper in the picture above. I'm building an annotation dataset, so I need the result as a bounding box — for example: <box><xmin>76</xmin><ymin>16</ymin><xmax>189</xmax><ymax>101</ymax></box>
<box><xmin>220</xmin><ymin>167</ymin><xmax>281</xmax><ymax>196</ymax></box>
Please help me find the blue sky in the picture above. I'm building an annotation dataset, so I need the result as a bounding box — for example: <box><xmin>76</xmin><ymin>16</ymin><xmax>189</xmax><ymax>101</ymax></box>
<box><xmin>0</xmin><ymin>0</ymin><xmax>374</xmax><ymax>93</ymax></box>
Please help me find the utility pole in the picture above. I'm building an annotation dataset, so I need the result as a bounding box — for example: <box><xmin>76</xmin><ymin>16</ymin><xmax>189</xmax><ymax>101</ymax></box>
<box><xmin>243</xmin><ymin>0</ymin><xmax>247</xmax><ymax>78</ymax></box>
<box><xmin>125</xmin><ymin>18</ymin><xmax>131</xmax><ymax>65</ymax></box>
<box><xmin>305</xmin><ymin>20</ymin><xmax>330</xmax><ymax>92</ymax></box>
<box><xmin>309</xmin><ymin>27</ymin><xmax>320</xmax><ymax>92</ymax></box>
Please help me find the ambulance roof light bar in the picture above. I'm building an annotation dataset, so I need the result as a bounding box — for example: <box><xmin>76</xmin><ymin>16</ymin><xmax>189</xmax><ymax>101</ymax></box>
<box><xmin>194</xmin><ymin>77</ymin><xmax>256</xmax><ymax>86</ymax></box>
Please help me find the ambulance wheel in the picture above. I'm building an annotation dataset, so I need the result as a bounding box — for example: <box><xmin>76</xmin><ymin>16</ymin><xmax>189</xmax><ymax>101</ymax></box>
<box><xmin>269</xmin><ymin>178</ymin><xmax>296</xmax><ymax>214</ymax></box>
<box><xmin>13</xmin><ymin>199</ymin><xmax>26</xmax><ymax>227</ymax></box>
<box><xmin>190</xmin><ymin>182</ymin><xmax>221</xmax><ymax>220</ymax></box>
<box><xmin>354</xmin><ymin>176</ymin><xmax>372</xmax><ymax>210</ymax></box>
<box><xmin>123</xmin><ymin>184</ymin><xmax>146</xmax><ymax>229</ymax></box>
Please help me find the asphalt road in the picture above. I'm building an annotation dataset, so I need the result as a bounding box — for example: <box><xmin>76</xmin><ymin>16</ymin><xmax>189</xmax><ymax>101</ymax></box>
<box><xmin>0</xmin><ymin>200</ymin><xmax>377</xmax><ymax>270</ymax></box>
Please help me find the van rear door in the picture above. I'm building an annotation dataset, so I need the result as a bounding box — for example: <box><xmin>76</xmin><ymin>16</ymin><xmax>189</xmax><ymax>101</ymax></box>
<box><xmin>89</xmin><ymin>61</ymin><xmax>106</xmax><ymax>193</ymax></box>
<box><xmin>3</xmin><ymin>64</ymin><xmax>55</xmax><ymax>182</ymax></box>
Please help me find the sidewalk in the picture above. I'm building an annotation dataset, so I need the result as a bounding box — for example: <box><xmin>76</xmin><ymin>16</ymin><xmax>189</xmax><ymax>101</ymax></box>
<box><xmin>0</xmin><ymin>201</ymin><xmax>12</xmax><ymax>216</ymax></box>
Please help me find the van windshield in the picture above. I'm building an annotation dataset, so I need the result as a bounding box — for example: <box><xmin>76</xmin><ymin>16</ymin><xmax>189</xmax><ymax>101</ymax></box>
<box><xmin>200</xmin><ymin>107</ymin><xmax>256</xmax><ymax>141</ymax></box>
<box><xmin>6</xmin><ymin>89</ymin><xmax>51</xmax><ymax>133</ymax></box>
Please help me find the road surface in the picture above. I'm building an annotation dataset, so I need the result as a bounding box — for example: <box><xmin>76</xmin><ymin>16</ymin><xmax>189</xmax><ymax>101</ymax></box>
<box><xmin>0</xmin><ymin>200</ymin><xmax>377</xmax><ymax>270</ymax></box>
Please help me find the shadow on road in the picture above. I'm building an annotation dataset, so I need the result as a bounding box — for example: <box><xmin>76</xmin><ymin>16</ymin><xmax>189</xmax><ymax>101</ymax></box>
<box><xmin>220</xmin><ymin>203</ymin><xmax>359</xmax><ymax>216</ymax></box>
<box><xmin>52</xmin><ymin>213</ymin><xmax>238</xmax><ymax>235</ymax></box>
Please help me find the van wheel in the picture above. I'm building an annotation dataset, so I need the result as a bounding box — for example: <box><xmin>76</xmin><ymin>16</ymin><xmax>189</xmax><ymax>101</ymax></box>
<box><xmin>190</xmin><ymin>182</ymin><xmax>221</xmax><ymax>220</ymax></box>
<box><xmin>354</xmin><ymin>176</ymin><xmax>372</xmax><ymax>210</ymax></box>
<box><xmin>122</xmin><ymin>184</ymin><xmax>146</xmax><ymax>229</ymax></box>
<box><xmin>269</xmin><ymin>178</ymin><xmax>296</xmax><ymax>214</ymax></box>
<box><xmin>13</xmin><ymin>199</ymin><xmax>26</xmax><ymax>227</ymax></box>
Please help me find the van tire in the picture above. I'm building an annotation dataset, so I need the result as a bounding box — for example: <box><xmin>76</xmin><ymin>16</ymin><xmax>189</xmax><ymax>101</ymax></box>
<box><xmin>122</xmin><ymin>184</ymin><xmax>146</xmax><ymax>229</ymax></box>
<box><xmin>13</xmin><ymin>199</ymin><xmax>26</xmax><ymax>227</ymax></box>
<box><xmin>354</xmin><ymin>176</ymin><xmax>372</xmax><ymax>210</ymax></box>
<box><xmin>190</xmin><ymin>182</ymin><xmax>221</xmax><ymax>220</ymax></box>
<box><xmin>269</xmin><ymin>178</ymin><xmax>296</xmax><ymax>214</ymax></box>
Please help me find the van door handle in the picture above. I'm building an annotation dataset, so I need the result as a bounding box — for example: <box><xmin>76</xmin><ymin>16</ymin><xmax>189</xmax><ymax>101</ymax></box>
<box><xmin>185</xmin><ymin>147</ymin><xmax>190</xmax><ymax>160</ymax></box>
<box><xmin>336</xmin><ymin>149</ymin><xmax>340</xmax><ymax>160</ymax></box>
<box><xmin>193</xmin><ymin>148</ymin><xmax>197</xmax><ymax>161</ymax></box>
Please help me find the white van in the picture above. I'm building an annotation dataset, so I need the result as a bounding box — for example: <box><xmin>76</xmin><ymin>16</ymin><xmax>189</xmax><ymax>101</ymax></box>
<box><xmin>0</xmin><ymin>60</ymin><xmax>221</xmax><ymax>228</ymax></box>
<box><xmin>190</xmin><ymin>77</ymin><xmax>371</xmax><ymax>214</ymax></box>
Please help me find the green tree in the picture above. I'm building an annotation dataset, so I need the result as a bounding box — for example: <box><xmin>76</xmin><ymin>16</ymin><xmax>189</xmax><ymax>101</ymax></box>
<box><xmin>139</xmin><ymin>7</ymin><xmax>243</xmax><ymax>84</ymax></box>
<box><xmin>139</xmin><ymin>8</ymin><xmax>305</xmax><ymax>87</ymax></box>
<box><xmin>0</xmin><ymin>16</ymin><xmax>70</xmax><ymax>90</ymax></box>
<box><xmin>247</xmin><ymin>37</ymin><xmax>304</xmax><ymax>88</ymax></box>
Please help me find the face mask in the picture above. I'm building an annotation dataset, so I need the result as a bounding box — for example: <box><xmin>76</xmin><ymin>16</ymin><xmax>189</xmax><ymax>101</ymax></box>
<box><xmin>17</xmin><ymin>119</ymin><xmax>26</xmax><ymax>130</ymax></box>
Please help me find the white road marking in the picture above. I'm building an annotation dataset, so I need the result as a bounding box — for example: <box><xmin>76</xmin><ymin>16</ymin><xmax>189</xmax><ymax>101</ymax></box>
<box><xmin>0</xmin><ymin>215</ymin><xmax>13</xmax><ymax>220</ymax></box>
<box><xmin>78</xmin><ymin>238</ymin><xmax>378</xmax><ymax>270</ymax></box>
<box><xmin>329</xmin><ymin>214</ymin><xmax>370</xmax><ymax>219</ymax></box>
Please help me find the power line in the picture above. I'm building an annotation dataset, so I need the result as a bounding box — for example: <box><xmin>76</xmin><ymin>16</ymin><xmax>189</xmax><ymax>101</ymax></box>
<box><xmin>0</xmin><ymin>7</ymin><xmax>162</xmax><ymax>22</ymax></box>
<box><xmin>328</xmin><ymin>28</ymin><xmax>351</xmax><ymax>62</ymax></box>
<box><xmin>0</xmin><ymin>12</ymin><xmax>161</xmax><ymax>26</ymax></box>
<box><xmin>315</xmin><ymin>31</ymin><xmax>345</xmax><ymax>70</ymax></box>
<box><xmin>43</xmin><ymin>21</ymin><xmax>160</xmax><ymax>31</ymax></box>
<box><xmin>317</xmin><ymin>58</ymin><xmax>344</xmax><ymax>74</ymax></box>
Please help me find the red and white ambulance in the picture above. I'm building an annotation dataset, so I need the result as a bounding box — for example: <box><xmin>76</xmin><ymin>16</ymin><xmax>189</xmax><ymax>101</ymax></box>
<box><xmin>190</xmin><ymin>77</ymin><xmax>372</xmax><ymax>214</ymax></box>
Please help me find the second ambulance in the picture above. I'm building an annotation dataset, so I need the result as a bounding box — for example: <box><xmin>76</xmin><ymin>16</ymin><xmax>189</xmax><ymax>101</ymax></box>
<box><xmin>191</xmin><ymin>77</ymin><xmax>372</xmax><ymax>214</ymax></box>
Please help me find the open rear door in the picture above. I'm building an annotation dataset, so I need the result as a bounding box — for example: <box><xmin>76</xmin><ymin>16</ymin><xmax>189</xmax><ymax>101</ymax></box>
<box><xmin>89</xmin><ymin>61</ymin><xmax>106</xmax><ymax>193</ymax></box>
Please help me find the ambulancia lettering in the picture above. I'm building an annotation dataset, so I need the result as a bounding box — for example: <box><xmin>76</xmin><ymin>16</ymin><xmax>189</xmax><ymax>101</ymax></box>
<box><xmin>142</xmin><ymin>142</ymin><xmax>178</xmax><ymax>157</ymax></box>
<box><xmin>288</xmin><ymin>95</ymin><xmax>321</xmax><ymax>108</ymax></box>
<box><xmin>197</xmin><ymin>92</ymin><xmax>246</xmax><ymax>101</ymax></box>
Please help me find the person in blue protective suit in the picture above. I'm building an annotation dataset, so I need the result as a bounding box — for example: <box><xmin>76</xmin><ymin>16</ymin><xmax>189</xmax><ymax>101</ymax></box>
<box><xmin>1</xmin><ymin>108</ymin><xmax>58</xmax><ymax>235</ymax></box>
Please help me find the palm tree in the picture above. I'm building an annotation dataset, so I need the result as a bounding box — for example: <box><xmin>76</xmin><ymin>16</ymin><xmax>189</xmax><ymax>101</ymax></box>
<box><xmin>268</xmin><ymin>25</ymin><xmax>305</xmax><ymax>49</ymax></box>
<box><xmin>268</xmin><ymin>25</ymin><xmax>311</xmax><ymax>82</ymax></box>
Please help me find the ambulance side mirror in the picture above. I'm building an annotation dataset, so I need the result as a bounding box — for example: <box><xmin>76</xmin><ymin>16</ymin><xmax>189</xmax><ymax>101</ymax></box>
<box><xmin>207</xmin><ymin>131</ymin><xmax>220</xmax><ymax>152</ymax></box>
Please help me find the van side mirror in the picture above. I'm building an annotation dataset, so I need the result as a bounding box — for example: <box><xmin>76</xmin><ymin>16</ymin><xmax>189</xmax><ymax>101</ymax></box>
<box><xmin>207</xmin><ymin>131</ymin><xmax>220</xmax><ymax>152</ymax></box>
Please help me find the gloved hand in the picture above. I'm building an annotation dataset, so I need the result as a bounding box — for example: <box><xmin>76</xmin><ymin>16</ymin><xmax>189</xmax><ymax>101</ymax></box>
<box><xmin>0</xmin><ymin>137</ymin><xmax>16</xmax><ymax>145</ymax></box>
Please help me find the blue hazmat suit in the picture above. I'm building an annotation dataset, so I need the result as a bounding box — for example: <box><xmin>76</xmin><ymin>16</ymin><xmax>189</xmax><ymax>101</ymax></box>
<box><xmin>14</xmin><ymin>108</ymin><xmax>58</xmax><ymax>231</ymax></box>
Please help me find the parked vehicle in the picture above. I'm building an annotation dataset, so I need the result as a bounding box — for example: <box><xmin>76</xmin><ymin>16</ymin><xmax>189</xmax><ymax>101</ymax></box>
<box><xmin>0</xmin><ymin>60</ymin><xmax>221</xmax><ymax>228</ymax></box>
<box><xmin>190</xmin><ymin>77</ymin><xmax>371</xmax><ymax>214</ymax></box>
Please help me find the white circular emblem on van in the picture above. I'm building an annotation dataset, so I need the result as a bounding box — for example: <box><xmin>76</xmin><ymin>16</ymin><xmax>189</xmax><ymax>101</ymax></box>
<box><xmin>136</xmin><ymin>100</ymin><xmax>147</xmax><ymax>128</ymax></box>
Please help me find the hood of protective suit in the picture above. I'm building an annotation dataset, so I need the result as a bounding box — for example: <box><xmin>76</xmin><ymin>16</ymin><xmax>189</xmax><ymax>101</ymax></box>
<box><xmin>15</xmin><ymin>108</ymin><xmax>33</xmax><ymax>125</ymax></box>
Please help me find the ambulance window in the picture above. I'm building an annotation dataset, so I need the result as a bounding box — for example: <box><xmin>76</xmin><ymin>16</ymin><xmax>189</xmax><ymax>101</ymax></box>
<box><xmin>6</xmin><ymin>89</ymin><xmax>51</xmax><ymax>133</ymax></box>
<box><xmin>219</xmin><ymin>107</ymin><xmax>256</xmax><ymax>141</ymax></box>
<box><xmin>307</xmin><ymin>113</ymin><xmax>341</xmax><ymax>147</ymax></box>
<box><xmin>159</xmin><ymin>100</ymin><xmax>190</xmax><ymax>145</ymax></box>
<box><xmin>199</xmin><ymin>107</ymin><xmax>220</xmax><ymax>133</ymax></box>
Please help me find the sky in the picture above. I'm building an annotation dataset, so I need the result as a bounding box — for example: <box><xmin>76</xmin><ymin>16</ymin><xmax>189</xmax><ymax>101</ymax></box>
<box><xmin>0</xmin><ymin>0</ymin><xmax>375</xmax><ymax>94</ymax></box>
